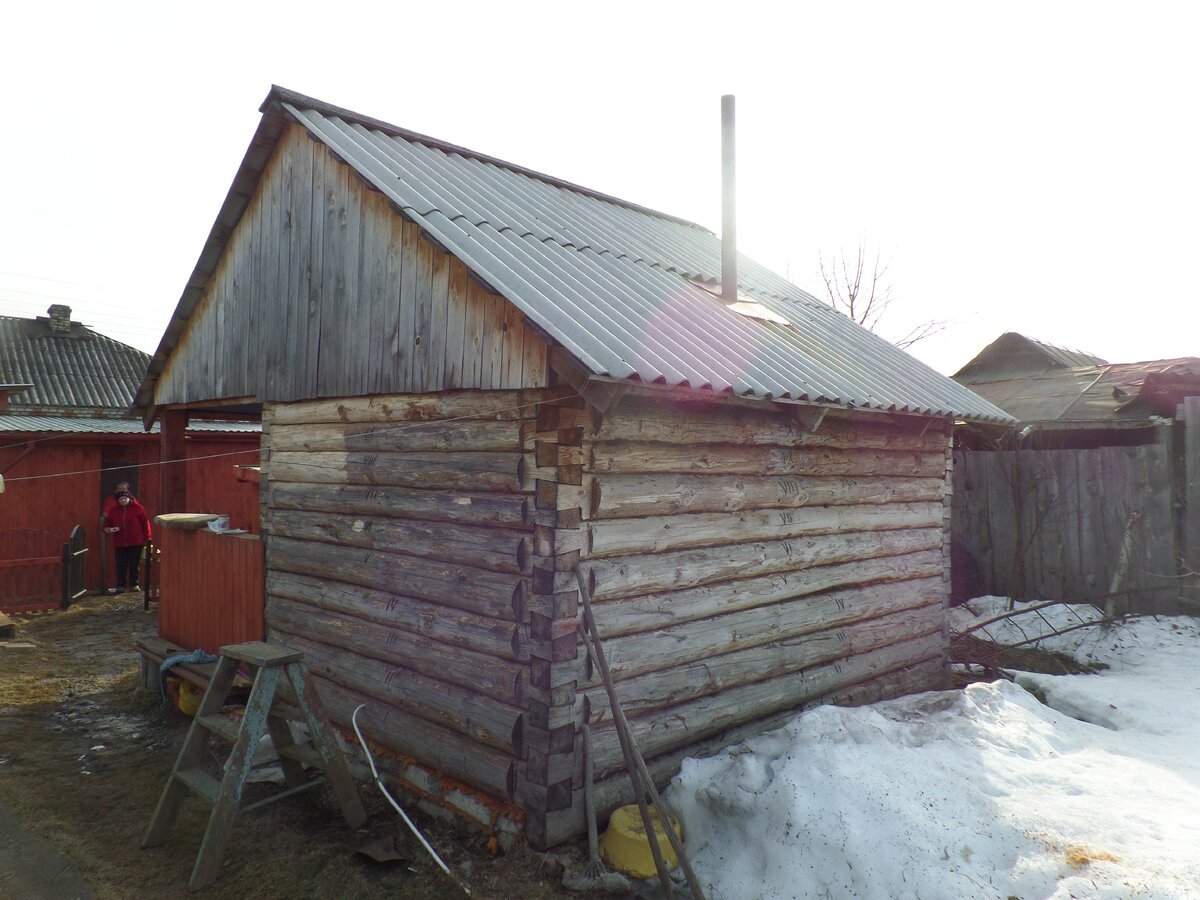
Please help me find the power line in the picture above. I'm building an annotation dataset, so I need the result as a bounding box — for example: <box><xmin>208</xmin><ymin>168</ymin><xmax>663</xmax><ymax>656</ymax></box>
<box><xmin>0</xmin><ymin>268</ymin><xmax>160</xmax><ymax>300</ymax></box>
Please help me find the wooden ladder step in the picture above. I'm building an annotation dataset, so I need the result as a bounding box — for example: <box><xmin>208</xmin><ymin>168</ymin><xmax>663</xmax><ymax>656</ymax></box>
<box><xmin>277</xmin><ymin>743</ymin><xmax>323</xmax><ymax>768</ymax></box>
<box><xmin>195</xmin><ymin>714</ymin><xmax>241</xmax><ymax>743</ymax></box>
<box><xmin>174</xmin><ymin>768</ymin><xmax>221</xmax><ymax>804</ymax></box>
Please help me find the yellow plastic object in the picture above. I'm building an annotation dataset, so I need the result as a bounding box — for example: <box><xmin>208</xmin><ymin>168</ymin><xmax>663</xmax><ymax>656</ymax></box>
<box><xmin>177</xmin><ymin>680</ymin><xmax>202</xmax><ymax>717</ymax></box>
<box><xmin>599</xmin><ymin>805</ymin><xmax>682</xmax><ymax>879</ymax></box>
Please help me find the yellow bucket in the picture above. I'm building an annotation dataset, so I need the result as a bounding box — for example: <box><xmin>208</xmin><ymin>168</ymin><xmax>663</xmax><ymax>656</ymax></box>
<box><xmin>177</xmin><ymin>680</ymin><xmax>202</xmax><ymax>717</ymax></box>
<box><xmin>599</xmin><ymin>805</ymin><xmax>682</xmax><ymax>879</ymax></box>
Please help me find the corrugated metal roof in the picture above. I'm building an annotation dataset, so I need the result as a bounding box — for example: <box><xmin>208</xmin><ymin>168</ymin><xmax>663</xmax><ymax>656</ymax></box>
<box><xmin>140</xmin><ymin>86</ymin><xmax>1015</xmax><ymax>426</ymax></box>
<box><xmin>0</xmin><ymin>415</ymin><xmax>261</xmax><ymax>435</ymax></box>
<box><xmin>0</xmin><ymin>313</ymin><xmax>149</xmax><ymax>410</ymax></box>
<box><xmin>281</xmin><ymin>96</ymin><xmax>1011</xmax><ymax>424</ymax></box>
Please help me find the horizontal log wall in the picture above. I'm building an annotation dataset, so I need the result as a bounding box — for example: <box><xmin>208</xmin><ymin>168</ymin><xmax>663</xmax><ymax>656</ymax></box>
<box><xmin>541</xmin><ymin>393</ymin><xmax>954</xmax><ymax>846</ymax></box>
<box><xmin>261</xmin><ymin>389</ymin><xmax>565</xmax><ymax>803</ymax></box>
<box><xmin>153</xmin><ymin>122</ymin><xmax>549</xmax><ymax>407</ymax></box>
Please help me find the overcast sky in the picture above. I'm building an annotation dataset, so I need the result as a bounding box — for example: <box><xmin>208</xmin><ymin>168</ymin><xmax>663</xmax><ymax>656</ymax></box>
<box><xmin>2</xmin><ymin>1</ymin><xmax>1195</xmax><ymax>376</ymax></box>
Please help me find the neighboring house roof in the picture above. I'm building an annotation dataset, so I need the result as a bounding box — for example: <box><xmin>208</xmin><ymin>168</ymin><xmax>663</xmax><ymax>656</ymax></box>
<box><xmin>953</xmin><ymin>332</ymin><xmax>1107</xmax><ymax>381</ymax></box>
<box><xmin>955</xmin><ymin>351</ymin><xmax>1200</xmax><ymax>425</ymax></box>
<box><xmin>0</xmin><ymin>415</ymin><xmax>261</xmax><ymax>435</ymax></box>
<box><xmin>0</xmin><ymin>308</ymin><xmax>150</xmax><ymax>411</ymax></box>
<box><xmin>138</xmin><ymin>86</ymin><xmax>1014</xmax><ymax>425</ymax></box>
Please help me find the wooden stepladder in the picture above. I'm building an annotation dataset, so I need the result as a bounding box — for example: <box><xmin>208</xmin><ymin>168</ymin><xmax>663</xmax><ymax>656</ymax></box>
<box><xmin>142</xmin><ymin>641</ymin><xmax>367</xmax><ymax>891</ymax></box>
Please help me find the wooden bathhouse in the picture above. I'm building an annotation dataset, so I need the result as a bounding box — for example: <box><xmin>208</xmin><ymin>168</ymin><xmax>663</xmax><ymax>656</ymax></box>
<box><xmin>133</xmin><ymin>86</ymin><xmax>1013</xmax><ymax>847</ymax></box>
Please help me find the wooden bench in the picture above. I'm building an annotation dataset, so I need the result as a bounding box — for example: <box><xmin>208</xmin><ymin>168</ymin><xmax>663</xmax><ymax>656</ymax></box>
<box><xmin>133</xmin><ymin>635</ymin><xmax>219</xmax><ymax>692</ymax></box>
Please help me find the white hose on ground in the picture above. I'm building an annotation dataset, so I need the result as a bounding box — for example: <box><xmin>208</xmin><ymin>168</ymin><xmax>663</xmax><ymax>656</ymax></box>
<box><xmin>351</xmin><ymin>704</ymin><xmax>471</xmax><ymax>897</ymax></box>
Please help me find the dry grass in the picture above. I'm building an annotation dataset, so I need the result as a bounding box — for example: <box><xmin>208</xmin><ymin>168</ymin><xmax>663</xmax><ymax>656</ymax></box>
<box><xmin>1064</xmin><ymin>845</ymin><xmax>1120</xmax><ymax>868</ymax></box>
<box><xmin>950</xmin><ymin>633</ymin><xmax>1106</xmax><ymax>687</ymax></box>
<box><xmin>0</xmin><ymin>595</ymin><xmax>581</xmax><ymax>899</ymax></box>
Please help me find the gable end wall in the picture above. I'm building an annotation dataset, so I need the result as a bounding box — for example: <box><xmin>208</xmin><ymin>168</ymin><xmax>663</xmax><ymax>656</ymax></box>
<box><xmin>153</xmin><ymin>123</ymin><xmax>547</xmax><ymax>407</ymax></box>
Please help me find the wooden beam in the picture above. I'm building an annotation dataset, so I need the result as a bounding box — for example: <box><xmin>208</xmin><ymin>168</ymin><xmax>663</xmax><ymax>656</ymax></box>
<box><xmin>548</xmin><ymin>347</ymin><xmax>625</xmax><ymax>414</ymax></box>
<box><xmin>160</xmin><ymin>408</ymin><xmax>189</xmax><ymax>514</ymax></box>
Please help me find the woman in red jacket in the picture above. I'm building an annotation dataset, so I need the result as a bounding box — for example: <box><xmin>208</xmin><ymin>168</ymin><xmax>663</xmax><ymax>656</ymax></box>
<box><xmin>102</xmin><ymin>491</ymin><xmax>152</xmax><ymax>593</ymax></box>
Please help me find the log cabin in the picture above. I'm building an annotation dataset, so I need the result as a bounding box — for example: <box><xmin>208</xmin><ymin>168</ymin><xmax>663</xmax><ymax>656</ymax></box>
<box><xmin>133</xmin><ymin>86</ymin><xmax>1014</xmax><ymax>847</ymax></box>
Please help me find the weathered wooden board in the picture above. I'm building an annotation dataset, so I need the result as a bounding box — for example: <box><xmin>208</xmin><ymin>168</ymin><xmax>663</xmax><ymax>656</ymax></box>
<box><xmin>954</xmin><ymin>444</ymin><xmax>1179</xmax><ymax>611</ymax></box>
<box><xmin>1185</xmin><ymin>400</ymin><xmax>1200</xmax><ymax>577</ymax></box>
<box><xmin>584</xmin><ymin>601</ymin><xmax>944</xmax><ymax>720</ymax></box>
<box><xmin>267</xmin><ymin>535</ymin><xmax>524</xmax><ymax>621</ymax></box>
<box><xmin>588</xmin><ymin>501</ymin><xmax>942</xmax><ymax>556</ymax></box>
<box><xmin>266</xmin><ymin>508</ymin><xmax>529</xmax><ymax>575</ymax></box>
<box><xmin>266</xmin><ymin>449</ymin><xmax>528</xmax><ymax>491</ymax></box>
<box><xmin>266</xmin><ymin>598</ymin><xmax>523</xmax><ymax>704</ymax></box>
<box><xmin>594</xmin><ymin>577</ymin><xmax>942</xmax><ymax>681</ymax></box>
<box><xmin>581</xmin><ymin>527</ymin><xmax>943</xmax><ymax>601</ymax></box>
<box><xmin>587</xmin><ymin>632</ymin><xmax>945</xmax><ymax>775</ymax></box>
<box><xmin>278</xmin><ymin>629</ymin><xmax>520</xmax><ymax>752</ymax></box>
<box><xmin>268</xmin><ymin>570</ymin><xmax>520</xmax><ymax>660</ymax></box>
<box><xmin>590</xmin><ymin>442</ymin><xmax>946</xmax><ymax>477</ymax></box>
<box><xmin>267</xmin><ymin>480</ymin><xmax>530</xmax><ymax>527</ymax></box>
<box><xmin>267</xmin><ymin>388</ymin><xmax>557</xmax><ymax>425</ymax></box>
<box><xmin>150</xmin><ymin>124</ymin><xmax>556</xmax><ymax>409</ymax></box>
<box><xmin>269</xmin><ymin>419</ymin><xmax>528</xmax><ymax>453</ymax></box>
<box><xmin>594</xmin><ymin>473</ymin><xmax>945</xmax><ymax>520</ymax></box>
<box><xmin>584</xmin><ymin>654</ymin><xmax>945</xmax><ymax>834</ymax></box>
<box><xmin>300</xmin><ymin>668</ymin><xmax>516</xmax><ymax>799</ymax></box>
<box><xmin>589</xmin><ymin>549</ymin><xmax>943</xmax><ymax>637</ymax></box>
<box><xmin>595</xmin><ymin>396</ymin><xmax>947</xmax><ymax>452</ymax></box>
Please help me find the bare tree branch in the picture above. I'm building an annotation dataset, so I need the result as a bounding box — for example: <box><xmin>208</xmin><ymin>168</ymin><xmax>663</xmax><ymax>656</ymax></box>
<box><xmin>816</xmin><ymin>239</ymin><xmax>943</xmax><ymax>349</ymax></box>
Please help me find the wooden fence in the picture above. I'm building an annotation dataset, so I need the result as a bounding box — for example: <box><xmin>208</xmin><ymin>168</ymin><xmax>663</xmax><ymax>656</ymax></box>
<box><xmin>0</xmin><ymin>529</ymin><xmax>65</xmax><ymax>613</ymax></box>
<box><xmin>953</xmin><ymin>443</ymin><xmax>1182</xmax><ymax>615</ymax></box>
<box><xmin>156</xmin><ymin>523</ymin><xmax>265</xmax><ymax>653</ymax></box>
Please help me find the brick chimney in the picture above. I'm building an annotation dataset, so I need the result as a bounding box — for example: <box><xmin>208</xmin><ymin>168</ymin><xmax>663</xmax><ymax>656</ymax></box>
<box><xmin>48</xmin><ymin>304</ymin><xmax>72</xmax><ymax>334</ymax></box>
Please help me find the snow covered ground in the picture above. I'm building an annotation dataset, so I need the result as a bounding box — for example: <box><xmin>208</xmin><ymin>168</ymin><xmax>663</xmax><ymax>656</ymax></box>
<box><xmin>667</xmin><ymin>600</ymin><xmax>1200</xmax><ymax>899</ymax></box>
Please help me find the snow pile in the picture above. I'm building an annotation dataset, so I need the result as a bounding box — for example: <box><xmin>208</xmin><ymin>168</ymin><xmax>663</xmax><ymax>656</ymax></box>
<box><xmin>667</xmin><ymin>609</ymin><xmax>1200</xmax><ymax>900</ymax></box>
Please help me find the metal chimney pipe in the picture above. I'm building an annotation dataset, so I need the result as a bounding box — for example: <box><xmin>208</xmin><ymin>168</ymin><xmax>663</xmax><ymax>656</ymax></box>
<box><xmin>721</xmin><ymin>94</ymin><xmax>737</xmax><ymax>303</ymax></box>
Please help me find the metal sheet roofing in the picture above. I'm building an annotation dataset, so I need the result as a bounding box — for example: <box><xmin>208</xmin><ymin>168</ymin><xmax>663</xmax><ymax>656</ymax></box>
<box><xmin>0</xmin><ymin>415</ymin><xmax>261</xmax><ymax>435</ymax></box>
<box><xmin>141</xmin><ymin>87</ymin><xmax>1015</xmax><ymax>426</ymax></box>
<box><xmin>0</xmin><ymin>313</ymin><xmax>149</xmax><ymax>410</ymax></box>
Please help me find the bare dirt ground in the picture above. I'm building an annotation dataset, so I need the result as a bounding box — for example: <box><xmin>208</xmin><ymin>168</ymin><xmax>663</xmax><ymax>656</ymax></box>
<box><xmin>0</xmin><ymin>594</ymin><xmax>591</xmax><ymax>899</ymax></box>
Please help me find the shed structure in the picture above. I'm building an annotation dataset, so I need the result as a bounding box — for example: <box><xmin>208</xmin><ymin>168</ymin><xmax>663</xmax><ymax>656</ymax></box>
<box><xmin>134</xmin><ymin>86</ymin><xmax>1013</xmax><ymax>847</ymax></box>
<box><xmin>0</xmin><ymin>307</ymin><xmax>260</xmax><ymax>596</ymax></box>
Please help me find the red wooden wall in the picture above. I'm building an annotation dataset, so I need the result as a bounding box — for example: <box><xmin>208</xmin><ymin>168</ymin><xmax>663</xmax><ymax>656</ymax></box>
<box><xmin>156</xmin><ymin>526</ymin><xmax>265</xmax><ymax>653</ymax></box>
<box><xmin>0</xmin><ymin>529</ymin><xmax>63</xmax><ymax>613</ymax></box>
<box><xmin>0</xmin><ymin>431</ymin><xmax>260</xmax><ymax>592</ymax></box>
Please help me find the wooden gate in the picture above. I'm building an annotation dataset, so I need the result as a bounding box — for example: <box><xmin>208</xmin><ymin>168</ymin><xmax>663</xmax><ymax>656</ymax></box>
<box><xmin>953</xmin><ymin>444</ymin><xmax>1180</xmax><ymax>614</ymax></box>
<box><xmin>0</xmin><ymin>529</ymin><xmax>67</xmax><ymax>613</ymax></box>
<box><xmin>61</xmin><ymin>525</ymin><xmax>88</xmax><ymax>608</ymax></box>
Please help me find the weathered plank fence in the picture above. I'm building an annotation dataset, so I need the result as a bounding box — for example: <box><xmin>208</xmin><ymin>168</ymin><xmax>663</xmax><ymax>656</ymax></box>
<box><xmin>953</xmin><ymin>443</ymin><xmax>1182</xmax><ymax>614</ymax></box>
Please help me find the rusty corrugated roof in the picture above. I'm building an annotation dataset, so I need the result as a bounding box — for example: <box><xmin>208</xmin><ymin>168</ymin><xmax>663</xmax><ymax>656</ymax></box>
<box><xmin>957</xmin><ymin>357</ymin><xmax>1200</xmax><ymax>424</ymax></box>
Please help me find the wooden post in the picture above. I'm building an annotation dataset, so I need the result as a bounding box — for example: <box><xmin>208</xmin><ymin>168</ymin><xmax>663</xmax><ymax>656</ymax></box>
<box><xmin>161</xmin><ymin>408</ymin><xmax>189</xmax><ymax>514</ymax></box>
<box><xmin>1184</xmin><ymin>398</ymin><xmax>1200</xmax><ymax>582</ymax></box>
